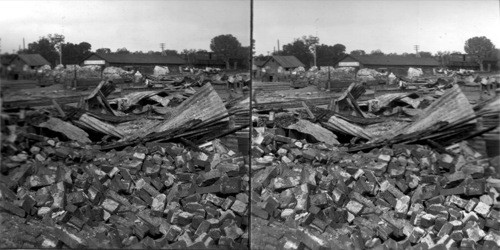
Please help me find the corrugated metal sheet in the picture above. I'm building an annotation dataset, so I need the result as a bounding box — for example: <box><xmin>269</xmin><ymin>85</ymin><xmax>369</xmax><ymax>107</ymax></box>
<box><xmin>264</xmin><ymin>56</ymin><xmax>305</xmax><ymax>68</ymax></box>
<box><xmin>124</xmin><ymin>83</ymin><xmax>228</xmax><ymax>141</ymax></box>
<box><xmin>74</xmin><ymin>114</ymin><xmax>125</xmax><ymax>138</ymax></box>
<box><xmin>323</xmin><ymin>116</ymin><xmax>373</xmax><ymax>140</ymax></box>
<box><xmin>91</xmin><ymin>53</ymin><xmax>186</xmax><ymax>65</ymax></box>
<box><xmin>287</xmin><ymin>119</ymin><xmax>339</xmax><ymax>145</ymax></box>
<box><xmin>17</xmin><ymin>54</ymin><xmax>50</xmax><ymax>66</ymax></box>
<box><xmin>375</xmin><ymin>93</ymin><xmax>413</xmax><ymax>108</ymax></box>
<box><xmin>343</xmin><ymin>55</ymin><xmax>439</xmax><ymax>67</ymax></box>
<box><xmin>394</xmin><ymin>85</ymin><xmax>475</xmax><ymax>135</ymax></box>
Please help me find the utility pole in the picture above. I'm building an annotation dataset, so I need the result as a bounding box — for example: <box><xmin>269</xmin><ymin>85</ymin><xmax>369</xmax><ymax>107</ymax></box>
<box><xmin>23</xmin><ymin>38</ymin><xmax>25</xmax><ymax>50</ymax></box>
<box><xmin>58</xmin><ymin>43</ymin><xmax>63</xmax><ymax>65</ymax></box>
<box><xmin>312</xmin><ymin>44</ymin><xmax>317</xmax><ymax>67</ymax></box>
<box><xmin>160</xmin><ymin>43</ymin><xmax>165</xmax><ymax>54</ymax></box>
<box><xmin>277</xmin><ymin>39</ymin><xmax>280</xmax><ymax>53</ymax></box>
<box><xmin>414</xmin><ymin>45</ymin><xmax>420</xmax><ymax>57</ymax></box>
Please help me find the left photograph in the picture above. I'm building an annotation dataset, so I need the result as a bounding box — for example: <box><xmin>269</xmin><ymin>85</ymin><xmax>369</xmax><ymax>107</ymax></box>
<box><xmin>0</xmin><ymin>1</ymin><xmax>251</xmax><ymax>249</ymax></box>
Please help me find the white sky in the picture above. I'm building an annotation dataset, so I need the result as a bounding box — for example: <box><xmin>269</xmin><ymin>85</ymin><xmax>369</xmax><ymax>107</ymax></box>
<box><xmin>0</xmin><ymin>0</ymin><xmax>250</xmax><ymax>54</ymax></box>
<box><xmin>255</xmin><ymin>0</ymin><xmax>500</xmax><ymax>55</ymax></box>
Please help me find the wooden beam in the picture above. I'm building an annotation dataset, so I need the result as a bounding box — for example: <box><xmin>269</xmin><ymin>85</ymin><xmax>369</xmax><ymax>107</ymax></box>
<box><xmin>347</xmin><ymin>92</ymin><xmax>364</xmax><ymax>118</ymax></box>
<box><xmin>301</xmin><ymin>101</ymin><xmax>315</xmax><ymax>120</ymax></box>
<box><xmin>52</xmin><ymin>99</ymin><xmax>66</xmax><ymax>118</ymax></box>
<box><xmin>97</xmin><ymin>90</ymin><xmax>116</xmax><ymax>116</ymax></box>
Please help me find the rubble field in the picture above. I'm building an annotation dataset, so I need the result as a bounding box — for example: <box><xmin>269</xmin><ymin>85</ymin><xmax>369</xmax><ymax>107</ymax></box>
<box><xmin>0</xmin><ymin>74</ymin><xmax>251</xmax><ymax>248</ymax></box>
<box><xmin>0</xmin><ymin>67</ymin><xmax>499</xmax><ymax>250</ymax></box>
<box><xmin>249</xmin><ymin>79</ymin><xmax>500</xmax><ymax>249</ymax></box>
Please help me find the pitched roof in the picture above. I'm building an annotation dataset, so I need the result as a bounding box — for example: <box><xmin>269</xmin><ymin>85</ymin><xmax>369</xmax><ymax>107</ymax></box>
<box><xmin>253</xmin><ymin>59</ymin><xmax>267</xmax><ymax>67</ymax></box>
<box><xmin>346</xmin><ymin>55</ymin><xmax>439</xmax><ymax>67</ymax></box>
<box><xmin>264</xmin><ymin>56</ymin><xmax>305</xmax><ymax>68</ymax></box>
<box><xmin>17</xmin><ymin>54</ymin><xmax>50</xmax><ymax>66</ymax></box>
<box><xmin>1</xmin><ymin>56</ymin><xmax>14</xmax><ymax>65</ymax></box>
<box><xmin>90</xmin><ymin>53</ymin><xmax>186</xmax><ymax>65</ymax></box>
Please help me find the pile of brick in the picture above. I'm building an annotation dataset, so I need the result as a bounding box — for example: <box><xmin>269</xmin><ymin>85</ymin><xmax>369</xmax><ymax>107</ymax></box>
<box><xmin>0</xmin><ymin>133</ymin><xmax>249</xmax><ymax>249</ymax></box>
<box><xmin>250</xmin><ymin>128</ymin><xmax>500</xmax><ymax>249</ymax></box>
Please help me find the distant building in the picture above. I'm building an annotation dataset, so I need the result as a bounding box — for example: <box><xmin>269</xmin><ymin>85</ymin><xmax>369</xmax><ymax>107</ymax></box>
<box><xmin>81</xmin><ymin>53</ymin><xmax>186</xmax><ymax>73</ymax></box>
<box><xmin>184</xmin><ymin>52</ymin><xmax>226</xmax><ymax>69</ymax></box>
<box><xmin>446</xmin><ymin>54</ymin><xmax>478</xmax><ymax>69</ymax></box>
<box><xmin>446</xmin><ymin>50</ymin><xmax>500</xmax><ymax>71</ymax></box>
<box><xmin>262</xmin><ymin>56</ymin><xmax>305</xmax><ymax>72</ymax></box>
<box><xmin>337</xmin><ymin>55</ymin><xmax>440</xmax><ymax>75</ymax></box>
<box><xmin>483</xmin><ymin>49</ymin><xmax>500</xmax><ymax>71</ymax></box>
<box><xmin>8</xmin><ymin>54</ymin><xmax>51</xmax><ymax>80</ymax></box>
<box><xmin>252</xmin><ymin>59</ymin><xmax>267</xmax><ymax>77</ymax></box>
<box><xmin>0</xmin><ymin>55</ymin><xmax>15</xmax><ymax>78</ymax></box>
<box><xmin>259</xmin><ymin>55</ymin><xmax>306</xmax><ymax>81</ymax></box>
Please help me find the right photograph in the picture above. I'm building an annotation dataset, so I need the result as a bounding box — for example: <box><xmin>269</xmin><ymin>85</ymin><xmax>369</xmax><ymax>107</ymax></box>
<box><xmin>250</xmin><ymin>1</ymin><xmax>500</xmax><ymax>249</ymax></box>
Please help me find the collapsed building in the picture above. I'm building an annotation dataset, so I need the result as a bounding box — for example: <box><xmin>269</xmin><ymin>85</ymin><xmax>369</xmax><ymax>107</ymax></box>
<box><xmin>250</xmin><ymin>79</ymin><xmax>500</xmax><ymax>249</ymax></box>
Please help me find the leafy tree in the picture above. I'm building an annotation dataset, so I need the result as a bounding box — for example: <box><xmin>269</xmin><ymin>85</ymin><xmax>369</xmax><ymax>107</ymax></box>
<box><xmin>435</xmin><ymin>51</ymin><xmax>452</xmax><ymax>67</ymax></box>
<box><xmin>210</xmin><ymin>34</ymin><xmax>242</xmax><ymax>69</ymax></box>
<box><xmin>282</xmin><ymin>39</ymin><xmax>312</xmax><ymax>67</ymax></box>
<box><xmin>116</xmin><ymin>48</ymin><xmax>130</xmax><ymax>54</ymax></box>
<box><xmin>48</xmin><ymin>34</ymin><xmax>65</xmax><ymax>45</ymax></box>
<box><xmin>180</xmin><ymin>49</ymin><xmax>210</xmax><ymax>64</ymax></box>
<box><xmin>316</xmin><ymin>43</ymin><xmax>346</xmax><ymax>66</ymax></box>
<box><xmin>370</xmin><ymin>50</ymin><xmax>385</xmax><ymax>56</ymax></box>
<box><xmin>237</xmin><ymin>46</ymin><xmax>251</xmax><ymax>69</ymax></box>
<box><xmin>401</xmin><ymin>52</ymin><xmax>416</xmax><ymax>57</ymax></box>
<box><xmin>418</xmin><ymin>51</ymin><xmax>433</xmax><ymax>58</ymax></box>
<box><xmin>61</xmin><ymin>42</ymin><xmax>92</xmax><ymax>65</ymax></box>
<box><xmin>147</xmin><ymin>50</ymin><xmax>162</xmax><ymax>55</ymax></box>
<box><xmin>25</xmin><ymin>37</ymin><xmax>58</xmax><ymax>65</ymax></box>
<box><xmin>350</xmin><ymin>50</ymin><xmax>366</xmax><ymax>56</ymax></box>
<box><xmin>301</xmin><ymin>35</ymin><xmax>319</xmax><ymax>49</ymax></box>
<box><xmin>96</xmin><ymin>48</ymin><xmax>111</xmax><ymax>54</ymax></box>
<box><xmin>163</xmin><ymin>49</ymin><xmax>179</xmax><ymax>56</ymax></box>
<box><xmin>23</xmin><ymin>34</ymin><xmax>66</xmax><ymax>66</ymax></box>
<box><xmin>280</xmin><ymin>35</ymin><xmax>322</xmax><ymax>67</ymax></box>
<box><xmin>254</xmin><ymin>54</ymin><xmax>271</xmax><ymax>62</ymax></box>
<box><xmin>464</xmin><ymin>36</ymin><xmax>495</xmax><ymax>71</ymax></box>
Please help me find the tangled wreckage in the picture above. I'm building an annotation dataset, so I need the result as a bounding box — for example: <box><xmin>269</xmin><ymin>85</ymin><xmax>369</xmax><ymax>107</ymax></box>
<box><xmin>250</xmin><ymin>80</ymin><xmax>500</xmax><ymax>249</ymax></box>
<box><xmin>0</xmin><ymin>68</ymin><xmax>499</xmax><ymax>249</ymax></box>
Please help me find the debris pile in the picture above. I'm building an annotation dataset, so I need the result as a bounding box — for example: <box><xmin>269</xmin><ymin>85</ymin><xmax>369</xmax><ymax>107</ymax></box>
<box><xmin>145</xmin><ymin>71</ymin><xmax>250</xmax><ymax>90</ymax></box>
<box><xmin>250</xmin><ymin>135</ymin><xmax>500</xmax><ymax>249</ymax></box>
<box><xmin>0</xmin><ymin>135</ymin><xmax>249</xmax><ymax>248</ymax></box>
<box><xmin>0</xmin><ymin>82</ymin><xmax>250</xmax><ymax>248</ymax></box>
<box><xmin>4</xmin><ymin>82</ymin><xmax>248</xmax><ymax>149</ymax></box>
<box><xmin>250</xmin><ymin>82</ymin><xmax>500</xmax><ymax>249</ymax></box>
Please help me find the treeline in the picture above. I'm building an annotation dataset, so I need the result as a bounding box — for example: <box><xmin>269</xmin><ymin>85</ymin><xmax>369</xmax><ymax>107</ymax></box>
<box><xmin>254</xmin><ymin>35</ymin><xmax>497</xmax><ymax>69</ymax></box>
<box><xmin>10</xmin><ymin>34</ymin><xmax>251</xmax><ymax>69</ymax></box>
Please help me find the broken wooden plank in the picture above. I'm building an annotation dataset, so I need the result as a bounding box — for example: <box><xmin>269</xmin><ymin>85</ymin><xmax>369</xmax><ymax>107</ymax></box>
<box><xmin>51</xmin><ymin>99</ymin><xmax>66</xmax><ymax>118</ymax></box>
<box><xmin>37</xmin><ymin>117</ymin><xmax>91</xmax><ymax>144</ymax></box>
<box><xmin>323</xmin><ymin>115</ymin><xmax>372</xmax><ymax>140</ymax></box>
<box><xmin>73</xmin><ymin>114</ymin><xmax>124</xmax><ymax>139</ymax></box>
<box><xmin>347</xmin><ymin>92</ymin><xmax>364</xmax><ymax>118</ymax></box>
<box><xmin>301</xmin><ymin>101</ymin><xmax>316</xmax><ymax>120</ymax></box>
<box><xmin>97</xmin><ymin>90</ymin><xmax>117</xmax><ymax>116</ymax></box>
<box><xmin>287</xmin><ymin>119</ymin><xmax>339</xmax><ymax>145</ymax></box>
